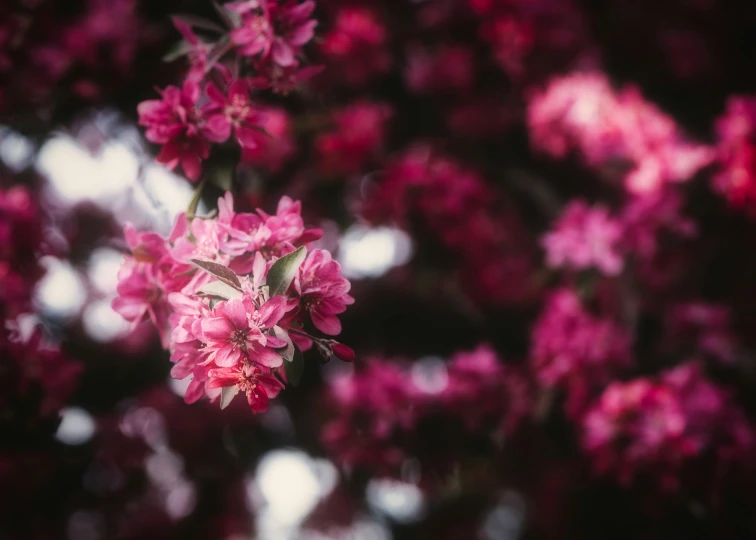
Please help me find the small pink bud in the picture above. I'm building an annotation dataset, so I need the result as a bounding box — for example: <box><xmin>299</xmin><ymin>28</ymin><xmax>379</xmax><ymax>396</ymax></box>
<box><xmin>332</xmin><ymin>343</ymin><xmax>355</xmax><ymax>362</ymax></box>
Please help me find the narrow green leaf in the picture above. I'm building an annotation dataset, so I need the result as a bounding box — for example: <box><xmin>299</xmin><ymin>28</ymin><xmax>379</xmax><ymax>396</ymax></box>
<box><xmin>191</xmin><ymin>259</ymin><xmax>242</xmax><ymax>290</ymax></box>
<box><xmin>220</xmin><ymin>385</ymin><xmax>239</xmax><ymax>409</ymax></box>
<box><xmin>187</xmin><ymin>178</ymin><xmax>206</xmax><ymax>217</ymax></box>
<box><xmin>284</xmin><ymin>345</ymin><xmax>304</xmax><ymax>386</ymax></box>
<box><xmin>212</xmin><ymin>1</ymin><xmax>242</xmax><ymax>28</ymax></box>
<box><xmin>272</xmin><ymin>326</ymin><xmax>295</xmax><ymax>362</ymax></box>
<box><xmin>163</xmin><ymin>40</ymin><xmax>193</xmax><ymax>62</ymax></box>
<box><xmin>198</xmin><ymin>280</ymin><xmax>243</xmax><ymax>300</ymax></box>
<box><xmin>266</xmin><ymin>246</ymin><xmax>307</xmax><ymax>297</ymax></box>
<box><xmin>172</xmin><ymin>13</ymin><xmax>225</xmax><ymax>33</ymax></box>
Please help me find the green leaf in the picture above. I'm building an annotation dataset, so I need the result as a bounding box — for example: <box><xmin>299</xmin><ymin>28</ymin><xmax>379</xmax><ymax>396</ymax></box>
<box><xmin>198</xmin><ymin>280</ymin><xmax>243</xmax><ymax>300</ymax></box>
<box><xmin>212</xmin><ymin>1</ymin><xmax>242</xmax><ymax>28</ymax></box>
<box><xmin>191</xmin><ymin>260</ymin><xmax>242</xmax><ymax>290</ymax></box>
<box><xmin>187</xmin><ymin>178</ymin><xmax>206</xmax><ymax>217</ymax></box>
<box><xmin>272</xmin><ymin>326</ymin><xmax>295</xmax><ymax>362</ymax></box>
<box><xmin>172</xmin><ymin>13</ymin><xmax>225</xmax><ymax>33</ymax></box>
<box><xmin>163</xmin><ymin>40</ymin><xmax>193</xmax><ymax>62</ymax></box>
<box><xmin>220</xmin><ymin>385</ymin><xmax>239</xmax><ymax>409</ymax></box>
<box><xmin>284</xmin><ymin>345</ymin><xmax>304</xmax><ymax>386</ymax></box>
<box><xmin>266</xmin><ymin>246</ymin><xmax>307</xmax><ymax>297</ymax></box>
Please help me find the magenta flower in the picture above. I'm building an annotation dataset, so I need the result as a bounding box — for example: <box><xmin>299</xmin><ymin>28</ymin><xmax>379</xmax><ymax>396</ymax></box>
<box><xmin>230</xmin><ymin>0</ymin><xmax>317</xmax><ymax>67</ymax></box>
<box><xmin>240</xmin><ymin>105</ymin><xmax>295</xmax><ymax>172</ymax></box>
<box><xmin>172</xmin><ymin>17</ymin><xmax>210</xmax><ymax>82</ymax></box>
<box><xmin>542</xmin><ymin>200</ymin><xmax>624</xmax><ymax>276</ymax></box>
<box><xmin>582</xmin><ymin>363</ymin><xmax>754</xmax><ymax>489</ymax></box>
<box><xmin>203</xmin><ymin>79</ymin><xmax>268</xmax><ymax>151</ymax></box>
<box><xmin>294</xmin><ymin>249</ymin><xmax>354</xmax><ymax>335</ymax></box>
<box><xmin>315</xmin><ymin>101</ymin><xmax>392</xmax><ymax>175</ymax></box>
<box><xmin>199</xmin><ymin>295</ymin><xmax>287</xmax><ymax>368</ymax></box>
<box><xmin>531</xmin><ymin>288</ymin><xmax>631</xmax><ymax>415</ymax></box>
<box><xmin>137</xmin><ymin>81</ymin><xmax>212</xmax><ymax>181</ymax></box>
<box><xmin>207</xmin><ymin>363</ymin><xmax>284</xmax><ymax>412</ymax></box>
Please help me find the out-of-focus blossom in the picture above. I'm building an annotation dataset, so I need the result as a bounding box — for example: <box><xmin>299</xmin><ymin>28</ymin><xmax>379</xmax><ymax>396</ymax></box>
<box><xmin>527</xmin><ymin>72</ymin><xmax>714</xmax><ymax>193</ymax></box>
<box><xmin>665</xmin><ymin>303</ymin><xmax>737</xmax><ymax>364</ymax></box>
<box><xmin>240</xmin><ymin>106</ymin><xmax>295</xmax><ymax>172</ymax></box>
<box><xmin>532</xmin><ymin>289</ymin><xmax>631</xmax><ymax>415</ymax></box>
<box><xmin>714</xmin><ymin>96</ymin><xmax>756</xmax><ymax>212</ymax></box>
<box><xmin>361</xmin><ymin>146</ymin><xmax>535</xmax><ymax>305</ymax></box>
<box><xmin>322</xmin><ymin>345</ymin><xmax>527</xmax><ymax>473</ymax></box>
<box><xmin>582</xmin><ymin>363</ymin><xmax>754</xmax><ymax>490</ymax></box>
<box><xmin>0</xmin><ymin>185</ymin><xmax>44</xmax><ymax>317</ymax></box>
<box><xmin>542</xmin><ymin>200</ymin><xmax>624</xmax><ymax>276</ymax></box>
<box><xmin>229</xmin><ymin>0</ymin><xmax>317</xmax><ymax>68</ymax></box>
<box><xmin>320</xmin><ymin>6</ymin><xmax>390</xmax><ymax>85</ymax></box>
<box><xmin>404</xmin><ymin>44</ymin><xmax>474</xmax><ymax>95</ymax></box>
<box><xmin>316</xmin><ymin>101</ymin><xmax>392</xmax><ymax>175</ymax></box>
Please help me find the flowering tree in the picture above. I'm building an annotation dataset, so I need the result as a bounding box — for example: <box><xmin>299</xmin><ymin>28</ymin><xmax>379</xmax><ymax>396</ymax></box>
<box><xmin>3</xmin><ymin>0</ymin><xmax>756</xmax><ymax>539</ymax></box>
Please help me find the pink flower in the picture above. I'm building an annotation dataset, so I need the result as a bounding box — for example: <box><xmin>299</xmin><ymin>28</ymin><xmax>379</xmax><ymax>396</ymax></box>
<box><xmin>582</xmin><ymin>363</ymin><xmax>754</xmax><ymax>489</ymax></box>
<box><xmin>713</xmin><ymin>96</ymin><xmax>756</xmax><ymax>212</ymax></box>
<box><xmin>112</xmin><ymin>224</ymin><xmax>192</xmax><ymax>347</ymax></box>
<box><xmin>315</xmin><ymin>101</ymin><xmax>392</xmax><ymax>175</ymax></box>
<box><xmin>320</xmin><ymin>6</ymin><xmax>390</xmax><ymax>85</ymax></box>
<box><xmin>137</xmin><ymin>81</ymin><xmax>213</xmax><ymax>181</ymax></box>
<box><xmin>240</xmin><ymin>106</ymin><xmax>295</xmax><ymax>172</ymax></box>
<box><xmin>527</xmin><ymin>72</ymin><xmax>713</xmax><ymax>194</ymax></box>
<box><xmin>172</xmin><ymin>17</ymin><xmax>210</xmax><ymax>82</ymax></box>
<box><xmin>542</xmin><ymin>200</ymin><xmax>624</xmax><ymax>276</ymax></box>
<box><xmin>170</xmin><ymin>215</ymin><xmax>226</xmax><ymax>264</ymax></box>
<box><xmin>294</xmin><ymin>249</ymin><xmax>354</xmax><ymax>335</ymax></box>
<box><xmin>230</xmin><ymin>0</ymin><xmax>317</xmax><ymax>68</ymax></box>
<box><xmin>199</xmin><ymin>295</ymin><xmax>287</xmax><ymax>368</ymax></box>
<box><xmin>405</xmin><ymin>44</ymin><xmax>475</xmax><ymax>95</ymax></box>
<box><xmin>207</xmin><ymin>363</ymin><xmax>284</xmax><ymax>412</ymax></box>
<box><xmin>531</xmin><ymin>289</ymin><xmax>630</xmax><ymax>415</ymax></box>
<box><xmin>203</xmin><ymin>79</ymin><xmax>268</xmax><ymax>151</ymax></box>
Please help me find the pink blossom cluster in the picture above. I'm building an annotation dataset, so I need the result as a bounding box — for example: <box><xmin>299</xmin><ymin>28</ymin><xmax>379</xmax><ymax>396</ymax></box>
<box><xmin>361</xmin><ymin>146</ymin><xmax>534</xmax><ymax>305</ymax></box>
<box><xmin>468</xmin><ymin>0</ymin><xmax>589</xmax><ymax>80</ymax></box>
<box><xmin>137</xmin><ymin>1</ymin><xmax>319</xmax><ymax>181</ymax></box>
<box><xmin>320</xmin><ymin>6</ymin><xmax>391</xmax><ymax>86</ymax></box>
<box><xmin>315</xmin><ymin>101</ymin><xmax>392</xmax><ymax>176</ymax></box>
<box><xmin>664</xmin><ymin>303</ymin><xmax>737</xmax><ymax>365</ymax></box>
<box><xmin>527</xmin><ymin>72</ymin><xmax>715</xmax><ymax>194</ymax></box>
<box><xmin>113</xmin><ymin>192</ymin><xmax>354</xmax><ymax>413</ymax></box>
<box><xmin>713</xmin><ymin>96</ymin><xmax>756</xmax><ymax>212</ymax></box>
<box><xmin>0</xmin><ymin>0</ymin><xmax>143</xmax><ymax>112</ymax></box>
<box><xmin>582</xmin><ymin>363</ymin><xmax>754</xmax><ymax>490</ymax></box>
<box><xmin>0</xmin><ymin>184</ymin><xmax>81</xmax><ymax>423</ymax></box>
<box><xmin>0</xmin><ymin>186</ymin><xmax>44</xmax><ymax>318</ymax></box>
<box><xmin>322</xmin><ymin>345</ymin><xmax>528</xmax><ymax>472</ymax></box>
<box><xmin>531</xmin><ymin>289</ymin><xmax>631</xmax><ymax>416</ymax></box>
<box><xmin>542</xmin><ymin>200</ymin><xmax>624</xmax><ymax>276</ymax></box>
<box><xmin>543</xmin><ymin>189</ymin><xmax>696</xmax><ymax>280</ymax></box>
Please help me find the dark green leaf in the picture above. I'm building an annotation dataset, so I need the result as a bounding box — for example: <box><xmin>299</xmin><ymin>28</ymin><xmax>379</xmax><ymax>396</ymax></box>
<box><xmin>212</xmin><ymin>1</ymin><xmax>242</xmax><ymax>28</ymax></box>
<box><xmin>198</xmin><ymin>280</ymin><xmax>243</xmax><ymax>300</ymax></box>
<box><xmin>284</xmin><ymin>345</ymin><xmax>304</xmax><ymax>386</ymax></box>
<box><xmin>172</xmin><ymin>14</ymin><xmax>225</xmax><ymax>33</ymax></box>
<box><xmin>191</xmin><ymin>260</ymin><xmax>242</xmax><ymax>290</ymax></box>
<box><xmin>266</xmin><ymin>246</ymin><xmax>307</xmax><ymax>297</ymax></box>
<box><xmin>187</xmin><ymin>178</ymin><xmax>206</xmax><ymax>217</ymax></box>
<box><xmin>163</xmin><ymin>40</ymin><xmax>193</xmax><ymax>62</ymax></box>
<box><xmin>272</xmin><ymin>326</ymin><xmax>295</xmax><ymax>362</ymax></box>
<box><xmin>220</xmin><ymin>385</ymin><xmax>239</xmax><ymax>409</ymax></box>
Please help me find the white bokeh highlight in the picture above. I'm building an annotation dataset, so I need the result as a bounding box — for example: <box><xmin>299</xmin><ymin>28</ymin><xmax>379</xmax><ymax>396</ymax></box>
<box><xmin>56</xmin><ymin>407</ymin><xmax>96</xmax><ymax>445</ymax></box>
<box><xmin>338</xmin><ymin>225</ymin><xmax>413</xmax><ymax>279</ymax></box>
